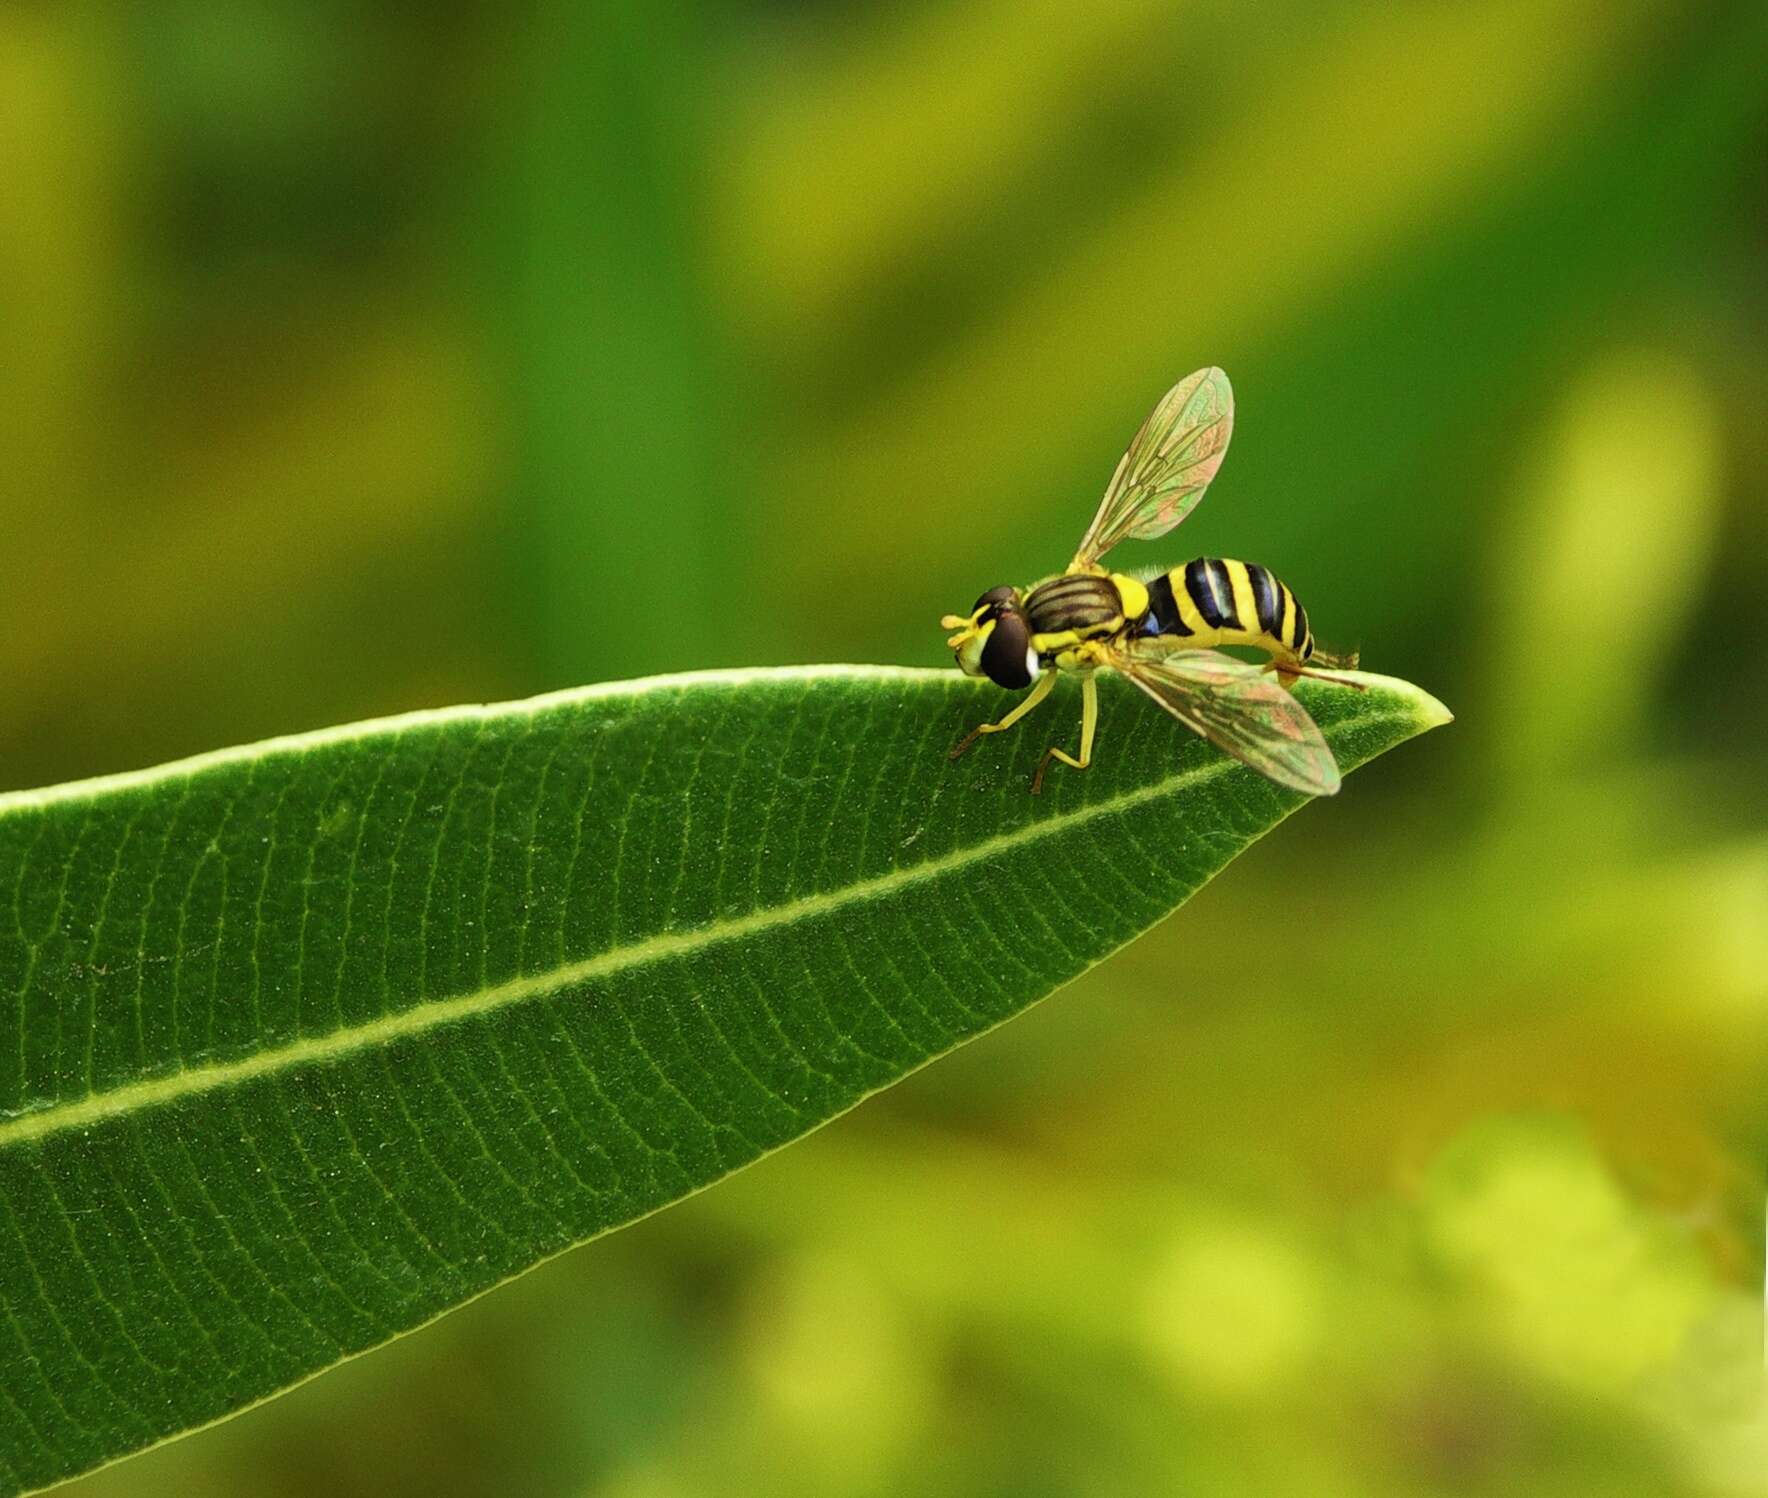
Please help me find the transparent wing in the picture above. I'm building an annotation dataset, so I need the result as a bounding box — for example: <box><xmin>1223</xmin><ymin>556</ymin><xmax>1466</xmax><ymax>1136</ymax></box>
<box><xmin>1070</xmin><ymin>367</ymin><xmax>1234</xmax><ymax>568</ymax></box>
<box><xmin>1108</xmin><ymin>642</ymin><xmax>1341</xmax><ymax>795</ymax></box>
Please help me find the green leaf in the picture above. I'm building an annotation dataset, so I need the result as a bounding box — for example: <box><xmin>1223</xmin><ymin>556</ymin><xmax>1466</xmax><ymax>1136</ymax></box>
<box><xmin>0</xmin><ymin>665</ymin><xmax>1446</xmax><ymax>1494</ymax></box>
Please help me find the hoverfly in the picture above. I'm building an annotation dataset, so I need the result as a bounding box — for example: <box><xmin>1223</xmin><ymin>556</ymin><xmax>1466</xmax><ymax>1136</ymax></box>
<box><xmin>941</xmin><ymin>367</ymin><xmax>1360</xmax><ymax>795</ymax></box>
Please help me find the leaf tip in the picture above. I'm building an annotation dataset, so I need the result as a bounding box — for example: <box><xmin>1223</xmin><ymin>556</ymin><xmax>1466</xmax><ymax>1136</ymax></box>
<box><xmin>1401</xmin><ymin>682</ymin><xmax>1454</xmax><ymax>732</ymax></box>
<box><xmin>1357</xmin><ymin>672</ymin><xmax>1456</xmax><ymax>732</ymax></box>
<box><xmin>1326</xmin><ymin>671</ymin><xmax>1454</xmax><ymax>733</ymax></box>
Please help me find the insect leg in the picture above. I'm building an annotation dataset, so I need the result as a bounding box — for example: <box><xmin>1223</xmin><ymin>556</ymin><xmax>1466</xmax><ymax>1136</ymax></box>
<box><xmin>949</xmin><ymin>669</ymin><xmax>1057</xmax><ymax>761</ymax></box>
<box><xmin>1270</xmin><ymin>662</ymin><xmax>1368</xmax><ymax>692</ymax></box>
<box><xmin>1031</xmin><ymin>673</ymin><xmax>1099</xmax><ymax>794</ymax></box>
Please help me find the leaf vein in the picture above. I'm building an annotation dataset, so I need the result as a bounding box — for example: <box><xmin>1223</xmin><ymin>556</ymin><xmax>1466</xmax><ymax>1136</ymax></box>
<box><xmin>0</xmin><ymin>710</ymin><xmax>1422</xmax><ymax>1151</ymax></box>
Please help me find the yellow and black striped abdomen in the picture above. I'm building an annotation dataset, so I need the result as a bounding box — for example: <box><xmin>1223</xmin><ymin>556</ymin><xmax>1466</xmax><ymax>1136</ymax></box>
<box><xmin>1139</xmin><ymin>557</ymin><xmax>1314</xmax><ymax>662</ymax></box>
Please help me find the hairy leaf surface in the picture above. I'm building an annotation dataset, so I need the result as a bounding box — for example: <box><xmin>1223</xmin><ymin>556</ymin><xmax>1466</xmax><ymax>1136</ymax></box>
<box><xmin>0</xmin><ymin>665</ymin><xmax>1447</xmax><ymax>1493</ymax></box>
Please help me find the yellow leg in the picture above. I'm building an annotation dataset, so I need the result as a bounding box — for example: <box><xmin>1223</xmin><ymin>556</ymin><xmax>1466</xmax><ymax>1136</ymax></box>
<box><xmin>949</xmin><ymin>669</ymin><xmax>1058</xmax><ymax>760</ymax></box>
<box><xmin>1031</xmin><ymin>674</ymin><xmax>1098</xmax><ymax>794</ymax></box>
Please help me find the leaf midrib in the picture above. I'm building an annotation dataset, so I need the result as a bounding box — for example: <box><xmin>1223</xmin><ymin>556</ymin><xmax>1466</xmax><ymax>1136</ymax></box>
<box><xmin>0</xmin><ymin>686</ymin><xmax>1432</xmax><ymax>1151</ymax></box>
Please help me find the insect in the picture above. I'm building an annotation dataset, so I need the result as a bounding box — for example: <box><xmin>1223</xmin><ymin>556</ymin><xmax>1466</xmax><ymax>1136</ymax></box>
<box><xmin>940</xmin><ymin>367</ymin><xmax>1360</xmax><ymax>795</ymax></box>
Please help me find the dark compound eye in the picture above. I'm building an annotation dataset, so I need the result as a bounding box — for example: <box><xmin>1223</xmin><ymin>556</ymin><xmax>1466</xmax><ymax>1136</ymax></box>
<box><xmin>980</xmin><ymin>610</ymin><xmax>1039</xmax><ymax>690</ymax></box>
<box><xmin>972</xmin><ymin>585</ymin><xmax>1019</xmax><ymax>619</ymax></box>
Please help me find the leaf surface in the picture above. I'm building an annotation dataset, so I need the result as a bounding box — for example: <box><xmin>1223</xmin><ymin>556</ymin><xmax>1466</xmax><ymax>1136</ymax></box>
<box><xmin>0</xmin><ymin>665</ymin><xmax>1447</xmax><ymax>1493</ymax></box>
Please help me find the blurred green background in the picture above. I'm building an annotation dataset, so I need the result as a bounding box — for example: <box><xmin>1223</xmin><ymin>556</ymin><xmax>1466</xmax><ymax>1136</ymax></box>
<box><xmin>5</xmin><ymin>1</ymin><xmax>1765</xmax><ymax>1494</ymax></box>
